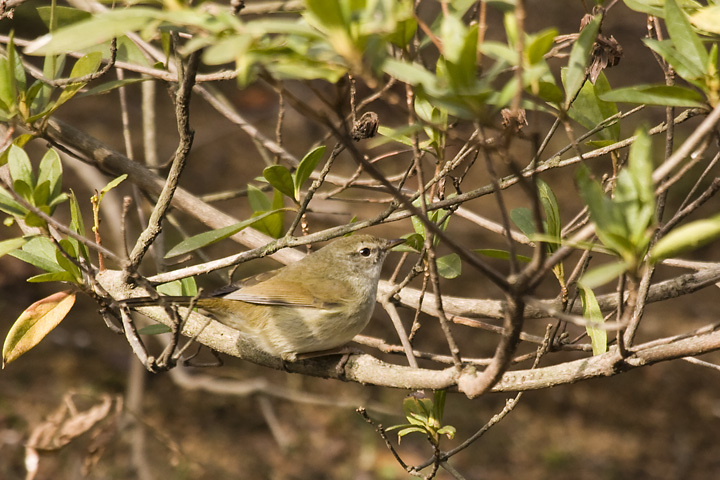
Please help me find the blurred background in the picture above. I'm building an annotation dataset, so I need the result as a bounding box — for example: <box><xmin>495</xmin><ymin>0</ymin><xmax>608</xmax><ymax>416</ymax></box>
<box><xmin>2</xmin><ymin>1</ymin><xmax>720</xmax><ymax>479</ymax></box>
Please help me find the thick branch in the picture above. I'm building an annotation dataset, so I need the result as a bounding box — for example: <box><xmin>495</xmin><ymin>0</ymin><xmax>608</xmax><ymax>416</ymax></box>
<box><xmin>98</xmin><ymin>269</ymin><xmax>720</xmax><ymax>394</ymax></box>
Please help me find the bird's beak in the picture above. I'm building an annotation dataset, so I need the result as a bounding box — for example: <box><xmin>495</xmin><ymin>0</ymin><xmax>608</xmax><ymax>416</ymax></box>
<box><xmin>385</xmin><ymin>238</ymin><xmax>406</xmax><ymax>250</ymax></box>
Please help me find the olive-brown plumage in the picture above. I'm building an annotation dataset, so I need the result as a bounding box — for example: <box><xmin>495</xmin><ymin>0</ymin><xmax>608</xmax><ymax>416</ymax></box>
<box><xmin>124</xmin><ymin>235</ymin><xmax>402</xmax><ymax>360</ymax></box>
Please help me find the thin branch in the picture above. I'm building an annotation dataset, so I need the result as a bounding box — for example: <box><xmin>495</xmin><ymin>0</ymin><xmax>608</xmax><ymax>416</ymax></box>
<box><xmin>652</xmin><ymin>102</ymin><xmax>720</xmax><ymax>183</ymax></box>
<box><xmin>126</xmin><ymin>47</ymin><xmax>200</xmax><ymax>270</ymax></box>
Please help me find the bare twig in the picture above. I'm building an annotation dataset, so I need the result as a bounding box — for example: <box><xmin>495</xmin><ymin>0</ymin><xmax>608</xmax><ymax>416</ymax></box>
<box><xmin>126</xmin><ymin>46</ymin><xmax>201</xmax><ymax>270</ymax></box>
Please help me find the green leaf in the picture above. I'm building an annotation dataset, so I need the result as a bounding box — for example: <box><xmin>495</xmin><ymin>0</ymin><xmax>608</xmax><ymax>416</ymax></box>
<box><xmin>25</xmin><ymin>8</ymin><xmax>159</xmax><ymax>55</ymax></box>
<box><xmin>98</xmin><ymin>174</ymin><xmax>127</xmax><ymax>202</ymax></box>
<box><xmin>0</xmin><ymin>56</ymin><xmax>15</xmax><ymax>113</ymax></box>
<box><xmin>395</xmin><ymin>426</ymin><xmax>428</xmax><ymax>441</ymax></box>
<box><xmin>403</xmin><ymin>395</ymin><xmax>433</xmax><ymax>425</ymax></box>
<box><xmin>440</xmin><ymin>13</ymin><xmax>468</xmax><ymax>64</ymax></box>
<box><xmin>650</xmin><ymin>213</ymin><xmax>720</xmax><ymax>262</ymax></box>
<box><xmin>0</xmin><ymin>237</ymin><xmax>27</xmax><ymax>258</ymax></box>
<box><xmin>27</xmin><ymin>271</ymin><xmax>78</xmax><ymax>283</ymax></box>
<box><xmin>294</xmin><ymin>145</ymin><xmax>326</xmax><ymax>201</ymax></box>
<box><xmin>474</xmin><ymin>248</ymin><xmax>532</xmax><ymax>263</ymax></box>
<box><xmin>616</xmin><ymin>128</ymin><xmax>655</xmax><ymax>245</ymax></box>
<box><xmin>82</xmin><ymin>77</ymin><xmax>149</xmax><ymax>97</ymax></box>
<box><xmin>304</xmin><ymin>0</ymin><xmax>346</xmax><ymax>31</ymax></box>
<box><xmin>569</xmin><ymin>71</ymin><xmax>620</xmax><ymax>141</ymax></box>
<box><xmin>665</xmin><ymin>0</ymin><xmax>708</xmax><ymax>74</ymax></box>
<box><xmin>538</xmin><ymin>179</ymin><xmax>562</xmax><ymax>244</ymax></box>
<box><xmin>37</xmin><ymin>148</ymin><xmax>63</xmax><ymax>202</ymax></box>
<box><xmin>372</xmin><ymin>124</ymin><xmax>422</xmax><ymax>148</ymax></box>
<box><xmin>690</xmin><ymin>6</ymin><xmax>720</xmax><ymax>35</ymax></box>
<box><xmin>510</xmin><ymin>207</ymin><xmax>536</xmax><ymax>237</ymax></box>
<box><xmin>157</xmin><ymin>277</ymin><xmax>197</xmax><ymax>297</ymax></box>
<box><xmin>248</xmin><ymin>184</ymin><xmax>272</xmax><ymax>212</ymax></box>
<box><xmin>535</xmin><ymin>81</ymin><xmax>564</xmax><ymax>105</ymax></box>
<box><xmin>564</xmin><ymin>14</ymin><xmax>601</xmax><ymax>108</ymax></box>
<box><xmin>577</xmin><ymin>260</ymin><xmax>628</xmax><ymax>290</ymax></box>
<box><xmin>526</xmin><ymin>28</ymin><xmax>558</xmax><ymax>64</ymax></box>
<box><xmin>69</xmin><ymin>190</ymin><xmax>89</xmax><ymax>261</ymax></box>
<box><xmin>0</xmin><ymin>185</ymin><xmax>27</xmax><ymax>216</ymax></box>
<box><xmin>436</xmin><ymin>253</ymin><xmax>461</xmax><ymax>279</ymax></box>
<box><xmin>48</xmin><ymin>52</ymin><xmax>103</xmax><ymax>115</ymax></box>
<box><xmin>598</xmin><ymin>84</ymin><xmax>706</xmax><ymax>107</ymax></box>
<box><xmin>576</xmin><ymin>166</ymin><xmax>628</xmax><ymax>255</ymax></box>
<box><xmin>55</xmin><ymin>239</ymin><xmax>81</xmax><ymax>283</ymax></box>
<box><xmin>180</xmin><ymin>276</ymin><xmax>198</xmax><ymax>297</ymax></box>
<box><xmin>7</xmin><ymin>145</ymin><xmax>34</xmax><ymax>189</ymax></box>
<box><xmin>165</xmin><ymin>210</ymin><xmax>282</xmax><ymax>258</ymax></box>
<box><xmin>437</xmin><ymin>425</ymin><xmax>456</xmax><ymax>439</ymax></box>
<box><xmin>10</xmin><ymin>237</ymin><xmax>64</xmax><ymax>273</ymax></box>
<box><xmin>440</xmin><ymin>16</ymin><xmax>480</xmax><ymax>92</ymax></box>
<box><xmin>263</xmin><ymin>165</ymin><xmax>295</xmax><ymax>200</ymax></box>
<box><xmin>36</xmin><ymin>6</ymin><xmax>92</xmax><ymax>28</ymax></box>
<box><xmin>642</xmin><ymin>39</ymin><xmax>705</xmax><ymax>81</ymax></box>
<box><xmin>386</xmin><ymin>16</ymin><xmax>417</xmax><ymax>48</ymax></box>
<box><xmin>7</xmin><ymin>32</ymin><xmax>25</xmax><ymax>98</ymax></box>
<box><xmin>137</xmin><ymin>324</ymin><xmax>172</xmax><ymax>335</ymax></box>
<box><xmin>432</xmin><ymin>389</ymin><xmax>447</xmax><ymax>422</ymax></box>
<box><xmin>2</xmin><ymin>291</ymin><xmax>76</xmax><ymax>367</ymax></box>
<box><xmin>33</xmin><ymin>181</ymin><xmax>51</xmax><ymax>209</ymax></box>
<box><xmin>381</xmin><ymin>58</ymin><xmax>440</xmax><ymax>93</ymax></box>
<box><xmin>157</xmin><ymin>280</ymin><xmax>184</xmax><ymax>297</ymax></box>
<box><xmin>578</xmin><ymin>286</ymin><xmax>607</xmax><ymax>355</ymax></box>
<box><xmin>393</xmin><ymin>233</ymin><xmax>424</xmax><ymax>252</ymax></box>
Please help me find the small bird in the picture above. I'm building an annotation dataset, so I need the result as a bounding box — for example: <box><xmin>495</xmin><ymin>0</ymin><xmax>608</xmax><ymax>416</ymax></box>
<box><xmin>124</xmin><ymin>235</ymin><xmax>403</xmax><ymax>361</ymax></box>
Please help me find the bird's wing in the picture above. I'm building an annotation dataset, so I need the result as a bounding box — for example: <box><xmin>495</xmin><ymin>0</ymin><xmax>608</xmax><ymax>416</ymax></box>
<box><xmin>219</xmin><ymin>276</ymin><xmax>343</xmax><ymax>309</ymax></box>
<box><xmin>208</xmin><ymin>269</ymin><xmax>282</xmax><ymax>298</ymax></box>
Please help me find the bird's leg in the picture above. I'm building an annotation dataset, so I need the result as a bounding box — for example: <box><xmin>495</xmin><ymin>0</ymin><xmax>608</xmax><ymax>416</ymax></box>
<box><xmin>295</xmin><ymin>345</ymin><xmax>365</xmax><ymax>377</ymax></box>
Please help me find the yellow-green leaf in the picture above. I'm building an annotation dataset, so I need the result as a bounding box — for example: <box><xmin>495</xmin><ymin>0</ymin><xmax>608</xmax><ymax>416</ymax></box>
<box><xmin>2</xmin><ymin>291</ymin><xmax>76</xmax><ymax>367</ymax></box>
<box><xmin>578</xmin><ymin>286</ymin><xmax>607</xmax><ymax>355</ymax></box>
<box><xmin>650</xmin><ymin>214</ymin><xmax>720</xmax><ymax>262</ymax></box>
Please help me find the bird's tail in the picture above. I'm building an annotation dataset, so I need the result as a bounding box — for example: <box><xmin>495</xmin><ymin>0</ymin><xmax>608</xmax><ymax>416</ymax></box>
<box><xmin>122</xmin><ymin>296</ymin><xmax>199</xmax><ymax>307</ymax></box>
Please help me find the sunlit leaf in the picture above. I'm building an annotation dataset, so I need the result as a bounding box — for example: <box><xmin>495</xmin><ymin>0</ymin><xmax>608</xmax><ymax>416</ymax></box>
<box><xmin>569</xmin><ymin>71</ymin><xmax>620</xmax><ymax>141</ymax></box>
<box><xmin>576</xmin><ymin>165</ymin><xmax>628</xmax><ymax>256</ymax></box>
<box><xmin>599</xmin><ymin>84</ymin><xmax>705</xmax><ymax>107</ymax></box>
<box><xmin>650</xmin><ymin>213</ymin><xmax>720</xmax><ymax>262</ymax></box>
<box><xmin>690</xmin><ymin>6</ymin><xmax>720</xmax><ymax>34</ymax></box>
<box><xmin>2</xmin><ymin>291</ymin><xmax>76</xmax><ymax>367</ymax></box>
<box><xmin>10</xmin><ymin>236</ymin><xmax>64</xmax><ymax>273</ymax></box>
<box><xmin>36</xmin><ymin>5</ymin><xmax>92</xmax><ymax>28</ymax></box>
<box><xmin>616</xmin><ymin>128</ymin><xmax>655</xmax><ymax>246</ymax></box>
<box><xmin>294</xmin><ymin>145</ymin><xmax>326</xmax><ymax>201</ymax></box>
<box><xmin>98</xmin><ymin>174</ymin><xmax>127</xmax><ymax>201</ymax></box>
<box><xmin>165</xmin><ymin>210</ymin><xmax>282</xmax><ymax>258</ymax></box>
<box><xmin>46</xmin><ymin>52</ymin><xmax>104</xmax><ymax>116</ymax></box>
<box><xmin>578</xmin><ymin>286</ymin><xmax>607</xmax><ymax>355</ymax></box>
<box><xmin>642</xmin><ymin>39</ymin><xmax>705</xmax><ymax>81</ymax></box>
<box><xmin>436</xmin><ymin>253</ymin><xmax>461</xmax><ymax>279</ymax></box>
<box><xmin>69</xmin><ymin>190</ymin><xmax>89</xmax><ymax>261</ymax></box>
<box><xmin>0</xmin><ymin>237</ymin><xmax>27</xmax><ymax>258</ymax></box>
<box><xmin>474</xmin><ymin>248</ymin><xmax>532</xmax><ymax>262</ymax></box>
<box><xmin>577</xmin><ymin>260</ymin><xmax>628</xmax><ymax>290</ymax></box>
<box><xmin>564</xmin><ymin>15</ymin><xmax>601</xmax><ymax>108</ymax></box>
<box><xmin>7</xmin><ymin>145</ymin><xmax>33</xmax><ymax>189</ymax></box>
<box><xmin>526</xmin><ymin>28</ymin><xmax>558</xmax><ymax>64</ymax></box>
<box><xmin>263</xmin><ymin>165</ymin><xmax>295</xmax><ymax>200</ymax></box>
<box><xmin>665</xmin><ymin>0</ymin><xmax>708</xmax><ymax>74</ymax></box>
<box><xmin>25</xmin><ymin>8</ymin><xmax>159</xmax><ymax>55</ymax></box>
<box><xmin>27</xmin><ymin>271</ymin><xmax>79</xmax><ymax>283</ymax></box>
<box><xmin>137</xmin><ymin>324</ymin><xmax>172</xmax><ymax>335</ymax></box>
<box><xmin>0</xmin><ymin>185</ymin><xmax>28</xmax><ymax>216</ymax></box>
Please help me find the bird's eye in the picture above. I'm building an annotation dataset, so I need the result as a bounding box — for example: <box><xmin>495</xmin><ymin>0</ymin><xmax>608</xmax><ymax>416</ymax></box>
<box><xmin>359</xmin><ymin>247</ymin><xmax>371</xmax><ymax>257</ymax></box>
